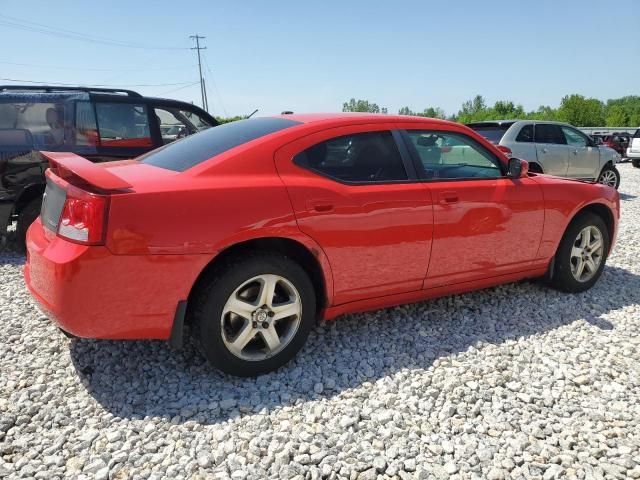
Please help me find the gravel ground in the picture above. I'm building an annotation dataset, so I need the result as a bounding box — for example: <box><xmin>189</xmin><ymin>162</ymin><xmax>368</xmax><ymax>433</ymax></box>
<box><xmin>1</xmin><ymin>164</ymin><xmax>639</xmax><ymax>480</ymax></box>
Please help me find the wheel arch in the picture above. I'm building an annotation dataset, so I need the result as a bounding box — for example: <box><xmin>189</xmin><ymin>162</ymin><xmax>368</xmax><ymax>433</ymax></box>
<box><xmin>186</xmin><ymin>236</ymin><xmax>331</xmax><ymax>324</ymax></box>
<box><xmin>566</xmin><ymin>202</ymin><xmax>615</xmax><ymax>253</ymax></box>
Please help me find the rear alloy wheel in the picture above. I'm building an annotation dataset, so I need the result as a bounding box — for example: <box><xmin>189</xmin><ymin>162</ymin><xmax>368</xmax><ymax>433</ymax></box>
<box><xmin>192</xmin><ymin>253</ymin><xmax>315</xmax><ymax>376</ymax></box>
<box><xmin>597</xmin><ymin>165</ymin><xmax>620</xmax><ymax>189</ymax></box>
<box><xmin>549</xmin><ymin>212</ymin><xmax>610</xmax><ymax>293</ymax></box>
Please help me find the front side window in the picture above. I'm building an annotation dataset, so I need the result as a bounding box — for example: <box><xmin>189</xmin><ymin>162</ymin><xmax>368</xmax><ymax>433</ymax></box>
<box><xmin>75</xmin><ymin>101</ymin><xmax>98</xmax><ymax>146</ymax></box>
<box><xmin>405</xmin><ymin>130</ymin><xmax>503</xmax><ymax>180</ymax></box>
<box><xmin>95</xmin><ymin>103</ymin><xmax>151</xmax><ymax>148</ymax></box>
<box><xmin>561</xmin><ymin>126</ymin><xmax>588</xmax><ymax>147</ymax></box>
<box><xmin>294</xmin><ymin>131</ymin><xmax>407</xmax><ymax>183</ymax></box>
<box><xmin>534</xmin><ymin>124</ymin><xmax>566</xmax><ymax>145</ymax></box>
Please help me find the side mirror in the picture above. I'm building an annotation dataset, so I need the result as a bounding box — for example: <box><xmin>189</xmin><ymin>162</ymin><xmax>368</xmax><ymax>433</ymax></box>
<box><xmin>507</xmin><ymin>157</ymin><xmax>529</xmax><ymax>178</ymax></box>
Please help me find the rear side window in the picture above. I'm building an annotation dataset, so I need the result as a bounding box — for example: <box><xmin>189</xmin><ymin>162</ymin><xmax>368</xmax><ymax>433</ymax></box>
<box><xmin>534</xmin><ymin>124</ymin><xmax>566</xmax><ymax>144</ymax></box>
<box><xmin>634</xmin><ymin>129</ymin><xmax>640</xmax><ymax>138</ymax></box>
<box><xmin>294</xmin><ymin>131</ymin><xmax>407</xmax><ymax>183</ymax></box>
<box><xmin>141</xmin><ymin>117</ymin><xmax>301</xmax><ymax>172</ymax></box>
<box><xmin>467</xmin><ymin>125</ymin><xmax>510</xmax><ymax>144</ymax></box>
<box><xmin>95</xmin><ymin>103</ymin><xmax>152</xmax><ymax>148</ymax></box>
<box><xmin>516</xmin><ymin>124</ymin><xmax>534</xmax><ymax>142</ymax></box>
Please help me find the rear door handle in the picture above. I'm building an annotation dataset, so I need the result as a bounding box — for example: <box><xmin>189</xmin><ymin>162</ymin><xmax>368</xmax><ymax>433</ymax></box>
<box><xmin>307</xmin><ymin>201</ymin><xmax>334</xmax><ymax>212</ymax></box>
<box><xmin>541</xmin><ymin>147</ymin><xmax>549</xmax><ymax>154</ymax></box>
<box><xmin>439</xmin><ymin>191</ymin><xmax>459</xmax><ymax>204</ymax></box>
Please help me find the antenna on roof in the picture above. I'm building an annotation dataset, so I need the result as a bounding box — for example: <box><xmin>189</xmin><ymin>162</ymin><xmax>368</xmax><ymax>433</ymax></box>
<box><xmin>246</xmin><ymin>109</ymin><xmax>258</xmax><ymax>119</ymax></box>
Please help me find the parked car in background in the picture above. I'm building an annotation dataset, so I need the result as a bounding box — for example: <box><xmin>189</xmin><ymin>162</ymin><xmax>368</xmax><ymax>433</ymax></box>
<box><xmin>24</xmin><ymin>114</ymin><xmax>619</xmax><ymax>376</ymax></box>
<box><xmin>601</xmin><ymin>133</ymin><xmax>630</xmax><ymax>157</ymax></box>
<box><xmin>0</xmin><ymin>85</ymin><xmax>217</xmax><ymax>243</ymax></box>
<box><xmin>467</xmin><ymin>120</ymin><xmax>621</xmax><ymax>188</ymax></box>
<box><xmin>627</xmin><ymin>128</ymin><xmax>640</xmax><ymax>168</ymax></box>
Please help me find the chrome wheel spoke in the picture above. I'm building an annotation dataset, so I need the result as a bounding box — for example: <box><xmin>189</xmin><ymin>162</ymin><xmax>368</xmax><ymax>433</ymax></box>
<box><xmin>584</xmin><ymin>257</ymin><xmax>598</xmax><ymax>274</ymax></box>
<box><xmin>571</xmin><ymin>246</ymin><xmax>583</xmax><ymax>259</ymax></box>
<box><xmin>261</xmin><ymin>325</ymin><xmax>282</xmax><ymax>353</ymax></box>
<box><xmin>272</xmin><ymin>298</ymin><xmax>301</xmax><ymax>321</ymax></box>
<box><xmin>573</xmin><ymin>257</ymin><xmax>585</xmax><ymax>279</ymax></box>
<box><xmin>229</xmin><ymin>322</ymin><xmax>257</xmax><ymax>354</ymax></box>
<box><xmin>223</xmin><ymin>297</ymin><xmax>256</xmax><ymax>319</ymax></box>
<box><xmin>257</xmin><ymin>275</ymin><xmax>278</xmax><ymax>308</ymax></box>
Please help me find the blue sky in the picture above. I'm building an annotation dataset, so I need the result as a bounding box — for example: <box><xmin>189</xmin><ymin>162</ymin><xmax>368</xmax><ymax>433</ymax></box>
<box><xmin>1</xmin><ymin>1</ymin><xmax>638</xmax><ymax>117</ymax></box>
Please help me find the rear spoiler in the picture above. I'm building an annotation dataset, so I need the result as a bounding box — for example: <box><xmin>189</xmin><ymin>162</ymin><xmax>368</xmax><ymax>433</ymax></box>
<box><xmin>41</xmin><ymin>151</ymin><xmax>132</xmax><ymax>191</ymax></box>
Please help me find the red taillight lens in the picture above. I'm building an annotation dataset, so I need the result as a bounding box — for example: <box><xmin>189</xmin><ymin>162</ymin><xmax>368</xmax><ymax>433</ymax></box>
<box><xmin>57</xmin><ymin>185</ymin><xmax>109</xmax><ymax>245</ymax></box>
<box><xmin>497</xmin><ymin>145</ymin><xmax>512</xmax><ymax>157</ymax></box>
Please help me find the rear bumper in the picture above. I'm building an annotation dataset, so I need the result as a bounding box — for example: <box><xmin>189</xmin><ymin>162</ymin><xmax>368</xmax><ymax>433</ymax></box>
<box><xmin>24</xmin><ymin>219</ymin><xmax>211</xmax><ymax>340</ymax></box>
<box><xmin>626</xmin><ymin>148</ymin><xmax>640</xmax><ymax>159</ymax></box>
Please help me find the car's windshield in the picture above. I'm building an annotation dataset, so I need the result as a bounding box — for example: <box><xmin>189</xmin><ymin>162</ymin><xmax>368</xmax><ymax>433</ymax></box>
<box><xmin>140</xmin><ymin>117</ymin><xmax>302</xmax><ymax>172</ymax></box>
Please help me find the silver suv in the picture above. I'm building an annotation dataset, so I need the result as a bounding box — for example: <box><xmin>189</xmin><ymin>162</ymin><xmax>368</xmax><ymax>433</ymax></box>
<box><xmin>468</xmin><ymin>120</ymin><xmax>621</xmax><ymax>189</ymax></box>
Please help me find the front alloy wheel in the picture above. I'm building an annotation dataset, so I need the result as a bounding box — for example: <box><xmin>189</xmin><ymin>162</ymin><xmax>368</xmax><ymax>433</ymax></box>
<box><xmin>570</xmin><ymin>226</ymin><xmax>604</xmax><ymax>283</ymax></box>
<box><xmin>597</xmin><ymin>166</ymin><xmax>620</xmax><ymax>189</ymax></box>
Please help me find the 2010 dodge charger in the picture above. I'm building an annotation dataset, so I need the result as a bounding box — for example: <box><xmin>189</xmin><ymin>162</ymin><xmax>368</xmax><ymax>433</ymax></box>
<box><xmin>24</xmin><ymin>114</ymin><xmax>619</xmax><ymax>376</ymax></box>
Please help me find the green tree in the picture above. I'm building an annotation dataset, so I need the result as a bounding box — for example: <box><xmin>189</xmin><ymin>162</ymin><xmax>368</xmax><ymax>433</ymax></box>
<box><xmin>605</xmin><ymin>105</ymin><xmax>629</xmax><ymax>127</ymax></box>
<box><xmin>491</xmin><ymin>100</ymin><xmax>525</xmax><ymax>119</ymax></box>
<box><xmin>457</xmin><ymin>95</ymin><xmax>489</xmax><ymax>123</ymax></box>
<box><xmin>398</xmin><ymin>106</ymin><xmax>446</xmax><ymax>119</ymax></box>
<box><xmin>556</xmin><ymin>94</ymin><xmax>605</xmax><ymax>126</ymax></box>
<box><xmin>342</xmin><ymin>98</ymin><xmax>386</xmax><ymax>113</ymax></box>
<box><xmin>606</xmin><ymin>96</ymin><xmax>640</xmax><ymax>126</ymax></box>
<box><xmin>215</xmin><ymin>116</ymin><xmax>244</xmax><ymax>124</ymax></box>
<box><xmin>526</xmin><ymin>105</ymin><xmax>559</xmax><ymax>121</ymax></box>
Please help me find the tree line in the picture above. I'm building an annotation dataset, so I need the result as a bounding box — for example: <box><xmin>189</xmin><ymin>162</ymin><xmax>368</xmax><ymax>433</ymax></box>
<box><xmin>342</xmin><ymin>95</ymin><xmax>640</xmax><ymax>127</ymax></box>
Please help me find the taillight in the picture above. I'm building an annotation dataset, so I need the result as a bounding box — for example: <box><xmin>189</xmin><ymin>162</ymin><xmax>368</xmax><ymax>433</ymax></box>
<box><xmin>497</xmin><ymin>145</ymin><xmax>512</xmax><ymax>157</ymax></box>
<box><xmin>57</xmin><ymin>184</ymin><xmax>109</xmax><ymax>245</ymax></box>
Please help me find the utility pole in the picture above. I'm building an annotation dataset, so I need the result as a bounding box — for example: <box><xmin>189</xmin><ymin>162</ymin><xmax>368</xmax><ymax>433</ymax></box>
<box><xmin>190</xmin><ymin>34</ymin><xmax>207</xmax><ymax>111</ymax></box>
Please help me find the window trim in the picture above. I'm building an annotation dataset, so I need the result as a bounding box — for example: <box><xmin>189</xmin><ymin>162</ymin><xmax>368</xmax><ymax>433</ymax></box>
<box><xmin>292</xmin><ymin>129</ymin><xmax>420</xmax><ymax>186</ymax></box>
<box><xmin>399</xmin><ymin>129</ymin><xmax>507</xmax><ymax>182</ymax></box>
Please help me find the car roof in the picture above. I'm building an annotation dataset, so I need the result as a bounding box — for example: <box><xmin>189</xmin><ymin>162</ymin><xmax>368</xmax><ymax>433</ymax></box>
<box><xmin>272</xmin><ymin>112</ymin><xmax>458</xmax><ymax>127</ymax></box>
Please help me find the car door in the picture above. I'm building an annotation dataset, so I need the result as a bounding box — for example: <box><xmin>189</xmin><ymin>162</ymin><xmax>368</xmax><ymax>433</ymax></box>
<box><xmin>274</xmin><ymin>125</ymin><xmax>434</xmax><ymax>305</ymax></box>
<box><xmin>401</xmin><ymin>128</ymin><xmax>545</xmax><ymax>287</ymax></box>
<box><xmin>562</xmin><ymin>125</ymin><xmax>600</xmax><ymax>180</ymax></box>
<box><xmin>534</xmin><ymin>123</ymin><xmax>569</xmax><ymax>176</ymax></box>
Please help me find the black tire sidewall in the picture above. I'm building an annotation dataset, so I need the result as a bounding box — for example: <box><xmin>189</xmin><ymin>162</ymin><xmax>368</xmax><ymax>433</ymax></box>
<box><xmin>632</xmin><ymin>158</ymin><xmax>640</xmax><ymax>169</ymax></box>
<box><xmin>193</xmin><ymin>254</ymin><xmax>316</xmax><ymax>376</ymax></box>
<box><xmin>17</xmin><ymin>198</ymin><xmax>42</xmax><ymax>246</ymax></box>
<box><xmin>552</xmin><ymin>213</ymin><xmax>610</xmax><ymax>293</ymax></box>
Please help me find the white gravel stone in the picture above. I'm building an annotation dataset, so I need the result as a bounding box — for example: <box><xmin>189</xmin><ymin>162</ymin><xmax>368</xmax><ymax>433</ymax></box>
<box><xmin>1</xmin><ymin>164</ymin><xmax>640</xmax><ymax>478</ymax></box>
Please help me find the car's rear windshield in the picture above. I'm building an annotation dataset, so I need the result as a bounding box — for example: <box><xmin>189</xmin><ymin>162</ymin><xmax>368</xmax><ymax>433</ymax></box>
<box><xmin>634</xmin><ymin>129</ymin><xmax>640</xmax><ymax>139</ymax></box>
<box><xmin>467</xmin><ymin>124</ymin><xmax>513</xmax><ymax>144</ymax></box>
<box><xmin>140</xmin><ymin>117</ymin><xmax>302</xmax><ymax>172</ymax></box>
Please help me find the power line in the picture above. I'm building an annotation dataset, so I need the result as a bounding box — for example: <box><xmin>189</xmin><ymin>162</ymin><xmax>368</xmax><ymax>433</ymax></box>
<box><xmin>190</xmin><ymin>35</ymin><xmax>208</xmax><ymax>111</ymax></box>
<box><xmin>0</xmin><ymin>60</ymin><xmax>195</xmax><ymax>72</ymax></box>
<box><xmin>202</xmin><ymin>55</ymin><xmax>228</xmax><ymax>117</ymax></box>
<box><xmin>0</xmin><ymin>14</ymin><xmax>189</xmax><ymax>50</ymax></box>
<box><xmin>156</xmin><ymin>81</ymin><xmax>201</xmax><ymax>96</ymax></box>
<box><xmin>0</xmin><ymin>77</ymin><xmax>197</xmax><ymax>88</ymax></box>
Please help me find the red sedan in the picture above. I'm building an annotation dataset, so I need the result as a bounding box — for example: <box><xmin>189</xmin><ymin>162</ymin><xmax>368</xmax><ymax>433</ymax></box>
<box><xmin>24</xmin><ymin>114</ymin><xmax>619</xmax><ymax>376</ymax></box>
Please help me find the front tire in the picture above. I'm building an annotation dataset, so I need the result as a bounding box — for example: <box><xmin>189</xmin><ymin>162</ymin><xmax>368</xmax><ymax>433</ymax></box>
<box><xmin>549</xmin><ymin>212</ymin><xmax>610</xmax><ymax>293</ymax></box>
<box><xmin>597</xmin><ymin>165</ymin><xmax>620</xmax><ymax>189</ymax></box>
<box><xmin>190</xmin><ymin>253</ymin><xmax>316</xmax><ymax>377</ymax></box>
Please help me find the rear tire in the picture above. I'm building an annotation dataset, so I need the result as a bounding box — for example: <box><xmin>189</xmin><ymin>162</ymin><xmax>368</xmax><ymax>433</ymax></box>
<box><xmin>190</xmin><ymin>252</ymin><xmax>316</xmax><ymax>377</ymax></box>
<box><xmin>632</xmin><ymin>158</ymin><xmax>640</xmax><ymax>169</ymax></box>
<box><xmin>597</xmin><ymin>165</ymin><xmax>620</xmax><ymax>189</ymax></box>
<box><xmin>548</xmin><ymin>212</ymin><xmax>610</xmax><ymax>293</ymax></box>
<box><xmin>17</xmin><ymin>197</ymin><xmax>42</xmax><ymax>248</ymax></box>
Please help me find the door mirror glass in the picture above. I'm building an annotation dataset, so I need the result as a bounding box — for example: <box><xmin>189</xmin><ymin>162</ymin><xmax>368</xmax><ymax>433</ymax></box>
<box><xmin>508</xmin><ymin>157</ymin><xmax>529</xmax><ymax>178</ymax></box>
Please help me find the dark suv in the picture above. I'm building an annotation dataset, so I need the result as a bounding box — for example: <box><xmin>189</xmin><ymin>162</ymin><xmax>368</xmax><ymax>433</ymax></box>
<box><xmin>0</xmin><ymin>85</ymin><xmax>217</xmax><ymax>243</ymax></box>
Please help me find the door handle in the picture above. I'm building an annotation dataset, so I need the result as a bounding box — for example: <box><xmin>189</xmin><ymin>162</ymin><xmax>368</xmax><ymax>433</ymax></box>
<box><xmin>439</xmin><ymin>191</ymin><xmax>459</xmax><ymax>204</ymax></box>
<box><xmin>307</xmin><ymin>201</ymin><xmax>334</xmax><ymax>212</ymax></box>
<box><xmin>572</xmin><ymin>149</ymin><xmax>579</xmax><ymax>155</ymax></box>
<box><xmin>541</xmin><ymin>147</ymin><xmax>549</xmax><ymax>154</ymax></box>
